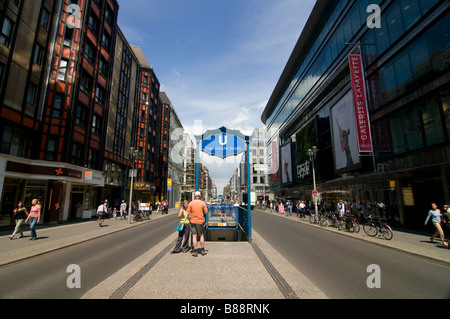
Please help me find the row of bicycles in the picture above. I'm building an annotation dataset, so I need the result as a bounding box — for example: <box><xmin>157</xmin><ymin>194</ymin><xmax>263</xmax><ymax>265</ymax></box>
<box><xmin>308</xmin><ymin>211</ymin><xmax>393</xmax><ymax>240</ymax></box>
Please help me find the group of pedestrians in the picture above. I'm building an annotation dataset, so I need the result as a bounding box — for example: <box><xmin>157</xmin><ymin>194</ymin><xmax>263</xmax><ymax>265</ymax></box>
<box><xmin>8</xmin><ymin>199</ymin><xmax>41</xmax><ymax>240</ymax></box>
<box><xmin>171</xmin><ymin>191</ymin><xmax>208</xmax><ymax>257</ymax></box>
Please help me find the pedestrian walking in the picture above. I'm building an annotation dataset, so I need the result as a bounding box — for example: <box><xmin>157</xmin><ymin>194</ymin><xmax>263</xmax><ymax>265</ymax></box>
<box><xmin>97</xmin><ymin>200</ymin><xmax>107</xmax><ymax>227</ymax></box>
<box><xmin>187</xmin><ymin>192</ymin><xmax>208</xmax><ymax>257</ymax></box>
<box><xmin>286</xmin><ymin>200</ymin><xmax>292</xmax><ymax>216</ymax></box>
<box><xmin>171</xmin><ymin>200</ymin><xmax>191</xmax><ymax>254</ymax></box>
<box><xmin>299</xmin><ymin>200</ymin><xmax>306</xmax><ymax>218</ymax></box>
<box><xmin>337</xmin><ymin>200</ymin><xmax>346</xmax><ymax>218</ymax></box>
<box><xmin>9</xmin><ymin>201</ymin><xmax>28</xmax><ymax>240</ymax></box>
<box><xmin>424</xmin><ymin>203</ymin><xmax>448</xmax><ymax>247</ymax></box>
<box><xmin>25</xmin><ymin>199</ymin><xmax>41</xmax><ymax>240</ymax></box>
<box><xmin>119</xmin><ymin>200</ymin><xmax>127</xmax><ymax>220</ymax></box>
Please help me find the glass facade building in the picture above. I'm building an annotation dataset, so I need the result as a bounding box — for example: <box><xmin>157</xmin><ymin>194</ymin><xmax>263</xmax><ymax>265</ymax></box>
<box><xmin>262</xmin><ymin>0</ymin><xmax>450</xmax><ymax>228</ymax></box>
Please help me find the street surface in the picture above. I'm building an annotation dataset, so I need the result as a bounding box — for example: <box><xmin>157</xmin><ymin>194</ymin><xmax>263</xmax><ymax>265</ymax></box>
<box><xmin>0</xmin><ymin>215</ymin><xmax>178</xmax><ymax>299</ymax></box>
<box><xmin>252</xmin><ymin>210</ymin><xmax>450</xmax><ymax>298</ymax></box>
<box><xmin>0</xmin><ymin>210</ymin><xmax>449</xmax><ymax>299</ymax></box>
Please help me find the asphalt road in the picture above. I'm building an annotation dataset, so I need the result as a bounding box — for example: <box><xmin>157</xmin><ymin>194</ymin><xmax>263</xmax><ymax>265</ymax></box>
<box><xmin>2</xmin><ymin>210</ymin><xmax>449</xmax><ymax>299</ymax></box>
<box><xmin>0</xmin><ymin>215</ymin><xmax>178</xmax><ymax>299</ymax></box>
<box><xmin>252</xmin><ymin>210</ymin><xmax>450</xmax><ymax>299</ymax></box>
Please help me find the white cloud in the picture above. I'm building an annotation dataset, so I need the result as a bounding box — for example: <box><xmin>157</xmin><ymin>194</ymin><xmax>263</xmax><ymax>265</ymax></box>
<box><xmin>117</xmin><ymin>1</ymin><xmax>316</xmax><ymax>194</ymax></box>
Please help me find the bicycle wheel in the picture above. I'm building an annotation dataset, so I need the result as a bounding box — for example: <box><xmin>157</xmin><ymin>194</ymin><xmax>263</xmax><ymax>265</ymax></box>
<box><xmin>309</xmin><ymin>214</ymin><xmax>315</xmax><ymax>224</ymax></box>
<box><xmin>345</xmin><ymin>220</ymin><xmax>354</xmax><ymax>233</ymax></box>
<box><xmin>353</xmin><ymin>221</ymin><xmax>360</xmax><ymax>233</ymax></box>
<box><xmin>319</xmin><ymin>217</ymin><xmax>329</xmax><ymax>227</ymax></box>
<box><xmin>363</xmin><ymin>222</ymin><xmax>378</xmax><ymax>237</ymax></box>
<box><xmin>381</xmin><ymin>225</ymin><xmax>393</xmax><ymax>240</ymax></box>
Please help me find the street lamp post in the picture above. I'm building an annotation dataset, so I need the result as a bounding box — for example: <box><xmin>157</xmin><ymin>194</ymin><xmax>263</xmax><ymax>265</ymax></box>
<box><xmin>308</xmin><ymin>146</ymin><xmax>319</xmax><ymax>217</ymax></box>
<box><xmin>128</xmin><ymin>147</ymin><xmax>141</xmax><ymax>224</ymax></box>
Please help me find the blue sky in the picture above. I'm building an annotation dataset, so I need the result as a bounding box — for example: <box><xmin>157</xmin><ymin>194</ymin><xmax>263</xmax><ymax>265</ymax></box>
<box><xmin>117</xmin><ymin>0</ymin><xmax>316</xmax><ymax>194</ymax></box>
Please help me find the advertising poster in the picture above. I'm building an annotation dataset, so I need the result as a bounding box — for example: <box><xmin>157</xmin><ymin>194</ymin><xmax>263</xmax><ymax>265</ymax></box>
<box><xmin>295</xmin><ymin>120</ymin><xmax>317</xmax><ymax>184</ymax></box>
<box><xmin>281</xmin><ymin>143</ymin><xmax>292</xmax><ymax>184</ymax></box>
<box><xmin>331</xmin><ymin>90</ymin><xmax>361</xmax><ymax>172</ymax></box>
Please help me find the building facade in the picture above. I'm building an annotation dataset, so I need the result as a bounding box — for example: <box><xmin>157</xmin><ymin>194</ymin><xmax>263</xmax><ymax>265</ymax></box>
<box><xmin>0</xmin><ymin>0</ymin><xmax>171</xmax><ymax>226</ymax></box>
<box><xmin>250</xmin><ymin>128</ymin><xmax>271</xmax><ymax>203</ymax></box>
<box><xmin>165</xmin><ymin>93</ymin><xmax>186</xmax><ymax>208</ymax></box>
<box><xmin>262</xmin><ymin>0</ymin><xmax>450</xmax><ymax>228</ymax></box>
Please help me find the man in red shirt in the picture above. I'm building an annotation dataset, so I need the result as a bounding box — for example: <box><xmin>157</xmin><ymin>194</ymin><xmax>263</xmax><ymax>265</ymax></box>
<box><xmin>188</xmin><ymin>192</ymin><xmax>208</xmax><ymax>257</ymax></box>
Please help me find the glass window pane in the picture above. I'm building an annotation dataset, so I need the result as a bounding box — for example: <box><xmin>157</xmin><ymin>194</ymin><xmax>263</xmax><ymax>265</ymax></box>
<box><xmin>400</xmin><ymin>0</ymin><xmax>421</xmax><ymax>30</ymax></box>
<box><xmin>440</xmin><ymin>89</ymin><xmax>450</xmax><ymax>138</ymax></box>
<box><xmin>393</xmin><ymin>51</ymin><xmax>412</xmax><ymax>96</ymax></box>
<box><xmin>386</xmin><ymin>2</ymin><xmax>404</xmax><ymax>44</ymax></box>
<box><xmin>418</xmin><ymin>0</ymin><xmax>439</xmax><ymax>15</ymax></box>
<box><xmin>409</xmin><ymin>39</ymin><xmax>430</xmax><ymax>79</ymax></box>
<box><xmin>421</xmin><ymin>99</ymin><xmax>444</xmax><ymax>146</ymax></box>
<box><xmin>380</xmin><ymin>64</ymin><xmax>396</xmax><ymax>102</ymax></box>
<box><xmin>404</xmin><ymin>106</ymin><xmax>424</xmax><ymax>151</ymax></box>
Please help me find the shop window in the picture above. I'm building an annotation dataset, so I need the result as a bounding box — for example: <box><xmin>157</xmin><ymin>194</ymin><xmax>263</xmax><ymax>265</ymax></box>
<box><xmin>23</xmin><ymin>180</ymin><xmax>48</xmax><ymax>223</ymax></box>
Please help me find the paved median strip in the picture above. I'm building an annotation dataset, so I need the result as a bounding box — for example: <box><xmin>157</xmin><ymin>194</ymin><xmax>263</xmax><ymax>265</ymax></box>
<box><xmin>251</xmin><ymin>243</ymin><xmax>299</xmax><ymax>299</ymax></box>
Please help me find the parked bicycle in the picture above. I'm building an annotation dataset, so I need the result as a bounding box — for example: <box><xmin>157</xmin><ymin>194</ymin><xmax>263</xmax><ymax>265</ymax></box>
<box><xmin>363</xmin><ymin>215</ymin><xmax>393</xmax><ymax>240</ymax></box>
<box><xmin>133</xmin><ymin>210</ymin><xmax>149</xmax><ymax>222</ymax></box>
<box><xmin>309</xmin><ymin>212</ymin><xmax>321</xmax><ymax>224</ymax></box>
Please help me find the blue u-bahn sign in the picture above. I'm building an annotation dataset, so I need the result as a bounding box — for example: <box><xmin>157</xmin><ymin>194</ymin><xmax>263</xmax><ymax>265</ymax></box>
<box><xmin>195</xmin><ymin>126</ymin><xmax>249</xmax><ymax>159</ymax></box>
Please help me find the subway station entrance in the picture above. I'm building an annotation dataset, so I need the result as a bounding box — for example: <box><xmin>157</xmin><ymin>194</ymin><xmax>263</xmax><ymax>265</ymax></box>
<box><xmin>194</xmin><ymin>127</ymin><xmax>252</xmax><ymax>242</ymax></box>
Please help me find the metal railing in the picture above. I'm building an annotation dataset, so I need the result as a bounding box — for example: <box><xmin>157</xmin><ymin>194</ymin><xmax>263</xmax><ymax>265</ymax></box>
<box><xmin>205</xmin><ymin>204</ymin><xmax>251</xmax><ymax>242</ymax></box>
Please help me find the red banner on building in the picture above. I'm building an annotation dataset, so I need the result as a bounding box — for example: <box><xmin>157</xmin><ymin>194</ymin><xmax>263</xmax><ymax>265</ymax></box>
<box><xmin>348</xmin><ymin>54</ymin><xmax>373</xmax><ymax>153</ymax></box>
<box><xmin>272</xmin><ymin>141</ymin><xmax>279</xmax><ymax>182</ymax></box>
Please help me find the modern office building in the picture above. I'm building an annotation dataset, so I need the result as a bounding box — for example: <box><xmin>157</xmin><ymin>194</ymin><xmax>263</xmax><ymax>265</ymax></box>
<box><xmin>181</xmin><ymin>135</ymin><xmax>196</xmax><ymax>201</ymax></box>
<box><xmin>103</xmin><ymin>27</ymin><xmax>140</xmax><ymax>208</ymax></box>
<box><xmin>261</xmin><ymin>0</ymin><xmax>450</xmax><ymax>228</ymax></box>
<box><xmin>166</xmin><ymin>93</ymin><xmax>186</xmax><ymax>207</ymax></box>
<box><xmin>250</xmin><ymin>128</ymin><xmax>271</xmax><ymax>203</ymax></box>
<box><xmin>130</xmin><ymin>45</ymin><xmax>163</xmax><ymax>204</ymax></box>
<box><xmin>0</xmin><ymin>0</ymin><xmax>120</xmax><ymax>225</ymax></box>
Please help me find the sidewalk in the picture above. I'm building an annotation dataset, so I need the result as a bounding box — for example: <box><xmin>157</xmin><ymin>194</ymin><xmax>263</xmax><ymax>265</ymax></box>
<box><xmin>261</xmin><ymin>209</ymin><xmax>450</xmax><ymax>265</ymax></box>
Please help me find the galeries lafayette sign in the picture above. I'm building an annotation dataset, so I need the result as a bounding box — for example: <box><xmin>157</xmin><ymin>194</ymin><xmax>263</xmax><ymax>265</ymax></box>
<box><xmin>348</xmin><ymin>54</ymin><xmax>373</xmax><ymax>153</ymax></box>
